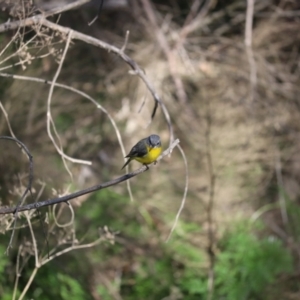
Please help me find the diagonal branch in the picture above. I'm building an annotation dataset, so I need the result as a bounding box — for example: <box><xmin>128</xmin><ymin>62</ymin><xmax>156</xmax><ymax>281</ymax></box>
<box><xmin>0</xmin><ymin>139</ymin><xmax>180</xmax><ymax>215</ymax></box>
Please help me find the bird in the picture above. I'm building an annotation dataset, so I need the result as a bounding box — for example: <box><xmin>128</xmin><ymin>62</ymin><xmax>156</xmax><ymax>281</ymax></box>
<box><xmin>121</xmin><ymin>134</ymin><xmax>162</xmax><ymax>170</ymax></box>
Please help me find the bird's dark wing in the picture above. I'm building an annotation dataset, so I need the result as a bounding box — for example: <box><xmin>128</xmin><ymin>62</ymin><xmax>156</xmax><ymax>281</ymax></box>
<box><xmin>125</xmin><ymin>138</ymin><xmax>148</xmax><ymax>158</ymax></box>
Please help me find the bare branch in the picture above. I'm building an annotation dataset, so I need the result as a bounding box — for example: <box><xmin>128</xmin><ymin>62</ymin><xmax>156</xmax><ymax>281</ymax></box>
<box><xmin>18</xmin><ymin>267</ymin><xmax>38</xmax><ymax>300</ymax></box>
<box><xmin>46</xmin><ymin>30</ymin><xmax>91</xmax><ymax>175</ymax></box>
<box><xmin>275</xmin><ymin>152</ymin><xmax>288</xmax><ymax>225</ymax></box>
<box><xmin>53</xmin><ymin>202</ymin><xmax>75</xmax><ymax>228</ymax></box>
<box><xmin>245</xmin><ymin>0</ymin><xmax>257</xmax><ymax>103</ymax></box>
<box><xmin>121</xmin><ymin>30</ymin><xmax>130</xmax><ymax>52</ymax></box>
<box><xmin>0</xmin><ymin>15</ymin><xmax>174</xmax><ymax>146</ymax></box>
<box><xmin>88</xmin><ymin>0</ymin><xmax>104</xmax><ymax>26</ymax></box>
<box><xmin>166</xmin><ymin>143</ymin><xmax>188</xmax><ymax>242</ymax></box>
<box><xmin>205</xmin><ymin>101</ymin><xmax>216</xmax><ymax>300</ymax></box>
<box><xmin>0</xmin><ymin>101</ymin><xmax>16</xmax><ymax>137</ymax></box>
<box><xmin>12</xmin><ymin>245</ymin><xmax>22</xmax><ymax>300</ymax></box>
<box><xmin>0</xmin><ymin>139</ymin><xmax>180</xmax><ymax>215</ymax></box>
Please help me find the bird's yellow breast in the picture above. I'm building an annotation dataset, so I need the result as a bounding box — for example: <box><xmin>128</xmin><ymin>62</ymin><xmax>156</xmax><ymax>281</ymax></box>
<box><xmin>134</xmin><ymin>146</ymin><xmax>162</xmax><ymax>164</ymax></box>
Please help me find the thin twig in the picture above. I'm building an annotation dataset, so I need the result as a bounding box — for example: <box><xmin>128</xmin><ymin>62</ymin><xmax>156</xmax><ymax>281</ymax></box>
<box><xmin>120</xmin><ymin>29</ymin><xmax>135</xmax><ymax>203</ymax></box>
<box><xmin>18</xmin><ymin>267</ymin><xmax>38</xmax><ymax>300</ymax></box>
<box><xmin>245</xmin><ymin>0</ymin><xmax>257</xmax><ymax>103</ymax></box>
<box><xmin>25</xmin><ymin>212</ymin><xmax>39</xmax><ymax>267</ymax></box>
<box><xmin>53</xmin><ymin>202</ymin><xmax>75</xmax><ymax>228</ymax></box>
<box><xmin>166</xmin><ymin>143</ymin><xmax>188</xmax><ymax>242</ymax></box>
<box><xmin>40</xmin><ymin>236</ymin><xmax>105</xmax><ymax>266</ymax></box>
<box><xmin>0</xmin><ymin>101</ymin><xmax>16</xmax><ymax>137</ymax></box>
<box><xmin>0</xmin><ymin>29</ymin><xmax>39</xmax><ymax>68</ymax></box>
<box><xmin>205</xmin><ymin>100</ymin><xmax>216</xmax><ymax>300</ymax></box>
<box><xmin>12</xmin><ymin>245</ymin><xmax>22</xmax><ymax>300</ymax></box>
<box><xmin>18</xmin><ymin>213</ymin><xmax>40</xmax><ymax>300</ymax></box>
<box><xmin>0</xmin><ymin>25</ymin><xmax>21</xmax><ymax>58</ymax></box>
<box><xmin>275</xmin><ymin>152</ymin><xmax>288</xmax><ymax>225</ymax></box>
<box><xmin>121</xmin><ymin>30</ymin><xmax>130</xmax><ymax>52</ymax></box>
<box><xmin>88</xmin><ymin>0</ymin><xmax>104</xmax><ymax>26</ymax></box>
<box><xmin>0</xmin><ymin>51</ymin><xmax>54</xmax><ymax>72</ymax></box>
<box><xmin>47</xmin><ymin>31</ymin><xmax>90</xmax><ymax>169</ymax></box>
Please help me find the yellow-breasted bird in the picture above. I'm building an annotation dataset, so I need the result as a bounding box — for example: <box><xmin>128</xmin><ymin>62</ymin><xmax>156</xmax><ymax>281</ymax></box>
<box><xmin>121</xmin><ymin>134</ymin><xmax>162</xmax><ymax>169</ymax></box>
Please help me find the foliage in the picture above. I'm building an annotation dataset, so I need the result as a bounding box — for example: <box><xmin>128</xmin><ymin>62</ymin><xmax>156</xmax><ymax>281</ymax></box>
<box><xmin>0</xmin><ymin>190</ymin><xmax>296</xmax><ymax>300</ymax></box>
<box><xmin>0</xmin><ymin>245</ymin><xmax>14</xmax><ymax>300</ymax></box>
<box><xmin>214</xmin><ymin>222</ymin><xmax>293</xmax><ymax>300</ymax></box>
<box><xmin>30</xmin><ymin>271</ymin><xmax>89</xmax><ymax>300</ymax></box>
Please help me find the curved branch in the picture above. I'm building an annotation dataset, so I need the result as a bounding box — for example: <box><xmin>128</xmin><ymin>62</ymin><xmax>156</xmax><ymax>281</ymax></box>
<box><xmin>0</xmin><ymin>14</ymin><xmax>174</xmax><ymax>146</ymax></box>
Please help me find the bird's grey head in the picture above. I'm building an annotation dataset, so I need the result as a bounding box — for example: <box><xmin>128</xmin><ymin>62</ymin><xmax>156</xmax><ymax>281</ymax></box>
<box><xmin>148</xmin><ymin>134</ymin><xmax>161</xmax><ymax>147</ymax></box>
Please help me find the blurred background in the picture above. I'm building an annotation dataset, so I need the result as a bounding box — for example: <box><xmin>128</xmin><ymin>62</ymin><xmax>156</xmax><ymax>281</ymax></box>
<box><xmin>0</xmin><ymin>0</ymin><xmax>300</xmax><ymax>299</ymax></box>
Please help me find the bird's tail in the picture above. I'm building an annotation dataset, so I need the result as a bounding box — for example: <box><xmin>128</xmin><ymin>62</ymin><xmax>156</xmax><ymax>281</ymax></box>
<box><xmin>121</xmin><ymin>158</ymin><xmax>131</xmax><ymax>170</ymax></box>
